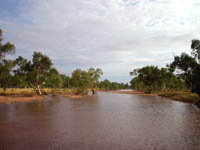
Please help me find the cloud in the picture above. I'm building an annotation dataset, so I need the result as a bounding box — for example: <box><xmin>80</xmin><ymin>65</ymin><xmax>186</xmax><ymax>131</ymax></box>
<box><xmin>0</xmin><ymin>0</ymin><xmax>200</xmax><ymax>82</ymax></box>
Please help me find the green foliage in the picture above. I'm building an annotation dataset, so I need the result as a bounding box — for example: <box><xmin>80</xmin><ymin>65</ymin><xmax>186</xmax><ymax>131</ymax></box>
<box><xmin>0</xmin><ymin>60</ymin><xmax>16</xmax><ymax>92</ymax></box>
<box><xmin>0</xmin><ymin>29</ymin><xmax>16</xmax><ymax>93</ymax></box>
<box><xmin>191</xmin><ymin>39</ymin><xmax>200</xmax><ymax>62</ymax></box>
<box><xmin>99</xmin><ymin>79</ymin><xmax>129</xmax><ymax>90</ymax></box>
<box><xmin>60</xmin><ymin>74</ymin><xmax>70</xmax><ymax>88</ymax></box>
<box><xmin>130</xmin><ymin>39</ymin><xmax>200</xmax><ymax>97</ymax></box>
<box><xmin>13</xmin><ymin>52</ymin><xmax>53</xmax><ymax>95</ymax></box>
<box><xmin>0</xmin><ymin>29</ymin><xmax>15</xmax><ymax>60</ymax></box>
<box><xmin>130</xmin><ymin>66</ymin><xmax>186</xmax><ymax>93</ymax></box>
<box><xmin>70</xmin><ymin>68</ymin><xmax>103</xmax><ymax>95</ymax></box>
<box><xmin>87</xmin><ymin>67</ymin><xmax>103</xmax><ymax>88</ymax></box>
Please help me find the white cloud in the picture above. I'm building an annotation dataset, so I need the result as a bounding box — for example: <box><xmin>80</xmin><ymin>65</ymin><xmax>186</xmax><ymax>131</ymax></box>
<box><xmin>0</xmin><ymin>0</ymin><xmax>200</xmax><ymax>82</ymax></box>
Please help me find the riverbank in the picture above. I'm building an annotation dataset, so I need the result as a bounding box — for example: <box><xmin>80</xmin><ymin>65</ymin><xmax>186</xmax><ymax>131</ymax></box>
<box><xmin>111</xmin><ymin>90</ymin><xmax>158</xmax><ymax>96</ymax></box>
<box><xmin>112</xmin><ymin>90</ymin><xmax>200</xmax><ymax>104</ymax></box>
<box><xmin>0</xmin><ymin>88</ymin><xmax>86</xmax><ymax>104</ymax></box>
<box><xmin>0</xmin><ymin>95</ymin><xmax>44</xmax><ymax>104</ymax></box>
<box><xmin>158</xmin><ymin>90</ymin><xmax>199</xmax><ymax>103</ymax></box>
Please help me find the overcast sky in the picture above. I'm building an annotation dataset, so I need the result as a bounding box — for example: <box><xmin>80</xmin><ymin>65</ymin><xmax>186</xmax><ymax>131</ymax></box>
<box><xmin>0</xmin><ymin>0</ymin><xmax>200</xmax><ymax>83</ymax></box>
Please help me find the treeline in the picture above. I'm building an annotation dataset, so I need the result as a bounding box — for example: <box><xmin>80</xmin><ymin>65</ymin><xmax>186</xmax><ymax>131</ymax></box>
<box><xmin>0</xmin><ymin>29</ymin><xmax>128</xmax><ymax>95</ymax></box>
<box><xmin>130</xmin><ymin>39</ymin><xmax>200</xmax><ymax>97</ymax></box>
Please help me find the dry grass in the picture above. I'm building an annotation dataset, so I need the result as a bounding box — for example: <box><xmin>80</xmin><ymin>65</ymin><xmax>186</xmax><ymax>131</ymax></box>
<box><xmin>111</xmin><ymin>89</ymin><xmax>200</xmax><ymax>104</ymax></box>
<box><xmin>158</xmin><ymin>90</ymin><xmax>200</xmax><ymax>103</ymax></box>
<box><xmin>0</xmin><ymin>88</ymin><xmax>84</xmax><ymax>104</ymax></box>
<box><xmin>0</xmin><ymin>88</ymin><xmax>75</xmax><ymax>96</ymax></box>
<box><xmin>0</xmin><ymin>95</ymin><xmax>44</xmax><ymax>104</ymax></box>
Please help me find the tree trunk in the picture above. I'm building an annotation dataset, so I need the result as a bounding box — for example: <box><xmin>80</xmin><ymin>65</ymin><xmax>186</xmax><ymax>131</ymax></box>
<box><xmin>3</xmin><ymin>86</ymin><xmax>7</xmax><ymax>95</ymax></box>
<box><xmin>35</xmin><ymin>66</ymin><xmax>42</xmax><ymax>95</ymax></box>
<box><xmin>35</xmin><ymin>85</ymin><xmax>42</xmax><ymax>95</ymax></box>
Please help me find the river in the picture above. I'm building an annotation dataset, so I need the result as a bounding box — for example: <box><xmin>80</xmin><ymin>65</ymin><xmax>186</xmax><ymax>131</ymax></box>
<box><xmin>0</xmin><ymin>92</ymin><xmax>200</xmax><ymax>150</ymax></box>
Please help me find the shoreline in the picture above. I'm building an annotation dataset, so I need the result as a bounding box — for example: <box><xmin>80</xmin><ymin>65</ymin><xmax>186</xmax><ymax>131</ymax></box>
<box><xmin>0</xmin><ymin>94</ymin><xmax>86</xmax><ymax>104</ymax></box>
<box><xmin>111</xmin><ymin>90</ymin><xmax>199</xmax><ymax>104</ymax></box>
<box><xmin>110</xmin><ymin>90</ymin><xmax>158</xmax><ymax>96</ymax></box>
<box><xmin>0</xmin><ymin>95</ymin><xmax>44</xmax><ymax>104</ymax></box>
<box><xmin>0</xmin><ymin>88</ymin><xmax>91</xmax><ymax>104</ymax></box>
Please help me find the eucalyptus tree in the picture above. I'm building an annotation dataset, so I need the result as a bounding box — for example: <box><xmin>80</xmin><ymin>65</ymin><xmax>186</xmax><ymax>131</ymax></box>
<box><xmin>130</xmin><ymin>66</ymin><xmax>163</xmax><ymax>93</ymax></box>
<box><xmin>60</xmin><ymin>74</ymin><xmax>71</xmax><ymax>88</ymax></box>
<box><xmin>70</xmin><ymin>69</ymin><xmax>91</xmax><ymax>94</ymax></box>
<box><xmin>0</xmin><ymin>29</ymin><xmax>16</xmax><ymax>93</ymax></box>
<box><xmin>87</xmin><ymin>67</ymin><xmax>103</xmax><ymax>88</ymax></box>
<box><xmin>0</xmin><ymin>60</ymin><xmax>16</xmax><ymax>93</ymax></box>
<box><xmin>44</xmin><ymin>68</ymin><xmax>62</xmax><ymax>88</ymax></box>
<box><xmin>15</xmin><ymin>52</ymin><xmax>52</xmax><ymax>95</ymax></box>
<box><xmin>191</xmin><ymin>39</ymin><xmax>200</xmax><ymax>62</ymax></box>
<box><xmin>0</xmin><ymin>29</ymin><xmax>15</xmax><ymax>60</ymax></box>
<box><xmin>170</xmin><ymin>53</ymin><xmax>197</xmax><ymax>91</ymax></box>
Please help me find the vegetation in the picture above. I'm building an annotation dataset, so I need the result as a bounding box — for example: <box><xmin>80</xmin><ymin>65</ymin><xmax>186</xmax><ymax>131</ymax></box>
<box><xmin>0</xmin><ymin>29</ymin><xmax>127</xmax><ymax>96</ymax></box>
<box><xmin>1</xmin><ymin>27</ymin><xmax>199</xmax><ymax>104</ymax></box>
<box><xmin>99</xmin><ymin>79</ymin><xmax>129</xmax><ymax>90</ymax></box>
<box><xmin>158</xmin><ymin>90</ymin><xmax>199</xmax><ymax>103</ymax></box>
<box><xmin>130</xmin><ymin>40</ymin><xmax>200</xmax><ymax>103</ymax></box>
<box><xmin>130</xmin><ymin>66</ymin><xmax>185</xmax><ymax>93</ymax></box>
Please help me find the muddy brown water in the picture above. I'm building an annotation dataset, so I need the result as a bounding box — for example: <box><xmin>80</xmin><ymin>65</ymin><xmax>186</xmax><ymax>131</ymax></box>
<box><xmin>0</xmin><ymin>92</ymin><xmax>200</xmax><ymax>150</ymax></box>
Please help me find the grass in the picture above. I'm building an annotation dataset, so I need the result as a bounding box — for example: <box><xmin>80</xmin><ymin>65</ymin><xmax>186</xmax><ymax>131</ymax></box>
<box><xmin>158</xmin><ymin>90</ymin><xmax>200</xmax><ymax>103</ymax></box>
<box><xmin>0</xmin><ymin>88</ymin><xmax>75</xmax><ymax>96</ymax></box>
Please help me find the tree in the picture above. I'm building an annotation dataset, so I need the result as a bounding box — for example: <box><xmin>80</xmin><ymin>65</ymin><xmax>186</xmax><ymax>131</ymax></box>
<box><xmin>60</xmin><ymin>74</ymin><xmax>71</xmax><ymax>88</ymax></box>
<box><xmin>45</xmin><ymin>68</ymin><xmax>62</xmax><ymax>88</ymax></box>
<box><xmin>130</xmin><ymin>65</ymin><xmax>185</xmax><ymax>93</ymax></box>
<box><xmin>191</xmin><ymin>39</ymin><xmax>200</xmax><ymax>62</ymax></box>
<box><xmin>31</xmin><ymin>52</ymin><xmax>53</xmax><ymax>95</ymax></box>
<box><xmin>70</xmin><ymin>68</ymin><xmax>103</xmax><ymax>95</ymax></box>
<box><xmin>130</xmin><ymin>66</ymin><xmax>163</xmax><ymax>93</ymax></box>
<box><xmin>15</xmin><ymin>52</ymin><xmax>52</xmax><ymax>95</ymax></box>
<box><xmin>70</xmin><ymin>69</ymin><xmax>91</xmax><ymax>95</ymax></box>
<box><xmin>0</xmin><ymin>29</ymin><xmax>15</xmax><ymax>60</ymax></box>
<box><xmin>170</xmin><ymin>53</ymin><xmax>197</xmax><ymax>91</ymax></box>
<box><xmin>0</xmin><ymin>29</ymin><xmax>16</xmax><ymax>94</ymax></box>
<box><xmin>87</xmin><ymin>67</ymin><xmax>103</xmax><ymax>88</ymax></box>
<box><xmin>0</xmin><ymin>60</ymin><xmax>16</xmax><ymax>93</ymax></box>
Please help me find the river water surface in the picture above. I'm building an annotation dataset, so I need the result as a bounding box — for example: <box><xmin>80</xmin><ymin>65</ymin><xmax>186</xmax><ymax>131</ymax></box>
<box><xmin>0</xmin><ymin>92</ymin><xmax>200</xmax><ymax>150</ymax></box>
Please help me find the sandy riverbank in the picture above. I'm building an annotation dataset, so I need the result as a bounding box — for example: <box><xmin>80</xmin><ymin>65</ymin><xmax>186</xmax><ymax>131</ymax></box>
<box><xmin>0</xmin><ymin>94</ymin><xmax>86</xmax><ymax>104</ymax></box>
<box><xmin>0</xmin><ymin>88</ymin><xmax>87</xmax><ymax>104</ymax></box>
<box><xmin>0</xmin><ymin>95</ymin><xmax>44</xmax><ymax>104</ymax></box>
<box><xmin>111</xmin><ymin>90</ymin><xmax>200</xmax><ymax>104</ymax></box>
<box><xmin>111</xmin><ymin>90</ymin><xmax>158</xmax><ymax>96</ymax></box>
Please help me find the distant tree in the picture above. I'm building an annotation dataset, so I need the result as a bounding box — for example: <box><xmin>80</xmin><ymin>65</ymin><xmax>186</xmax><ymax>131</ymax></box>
<box><xmin>130</xmin><ymin>66</ymin><xmax>163</xmax><ymax>93</ymax></box>
<box><xmin>45</xmin><ymin>68</ymin><xmax>62</xmax><ymax>88</ymax></box>
<box><xmin>130</xmin><ymin>65</ymin><xmax>185</xmax><ymax>93</ymax></box>
<box><xmin>87</xmin><ymin>67</ymin><xmax>103</xmax><ymax>88</ymax></box>
<box><xmin>99</xmin><ymin>79</ymin><xmax>111</xmax><ymax>90</ymax></box>
<box><xmin>60</xmin><ymin>74</ymin><xmax>71</xmax><ymax>88</ymax></box>
<box><xmin>70</xmin><ymin>69</ymin><xmax>90</xmax><ymax>95</ymax></box>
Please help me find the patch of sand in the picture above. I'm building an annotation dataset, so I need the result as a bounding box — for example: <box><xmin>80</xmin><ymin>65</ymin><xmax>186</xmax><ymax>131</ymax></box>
<box><xmin>111</xmin><ymin>91</ymin><xmax>158</xmax><ymax>96</ymax></box>
<box><xmin>63</xmin><ymin>94</ymin><xmax>83</xmax><ymax>99</ymax></box>
<box><xmin>0</xmin><ymin>95</ymin><xmax>44</xmax><ymax>104</ymax></box>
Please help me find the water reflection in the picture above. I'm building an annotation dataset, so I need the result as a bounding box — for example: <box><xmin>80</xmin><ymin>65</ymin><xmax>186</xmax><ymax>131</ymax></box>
<box><xmin>0</xmin><ymin>92</ymin><xmax>200</xmax><ymax>150</ymax></box>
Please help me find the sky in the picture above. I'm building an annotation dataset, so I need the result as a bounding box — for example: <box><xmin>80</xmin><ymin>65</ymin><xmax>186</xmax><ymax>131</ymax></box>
<box><xmin>0</xmin><ymin>0</ymin><xmax>200</xmax><ymax>83</ymax></box>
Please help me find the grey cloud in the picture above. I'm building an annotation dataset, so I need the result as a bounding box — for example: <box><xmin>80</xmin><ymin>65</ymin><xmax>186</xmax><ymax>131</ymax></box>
<box><xmin>0</xmin><ymin>0</ymin><xmax>200</xmax><ymax>82</ymax></box>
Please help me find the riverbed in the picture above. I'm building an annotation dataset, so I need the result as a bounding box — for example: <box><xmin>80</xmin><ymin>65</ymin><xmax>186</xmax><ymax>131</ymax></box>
<box><xmin>0</xmin><ymin>92</ymin><xmax>200</xmax><ymax>150</ymax></box>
